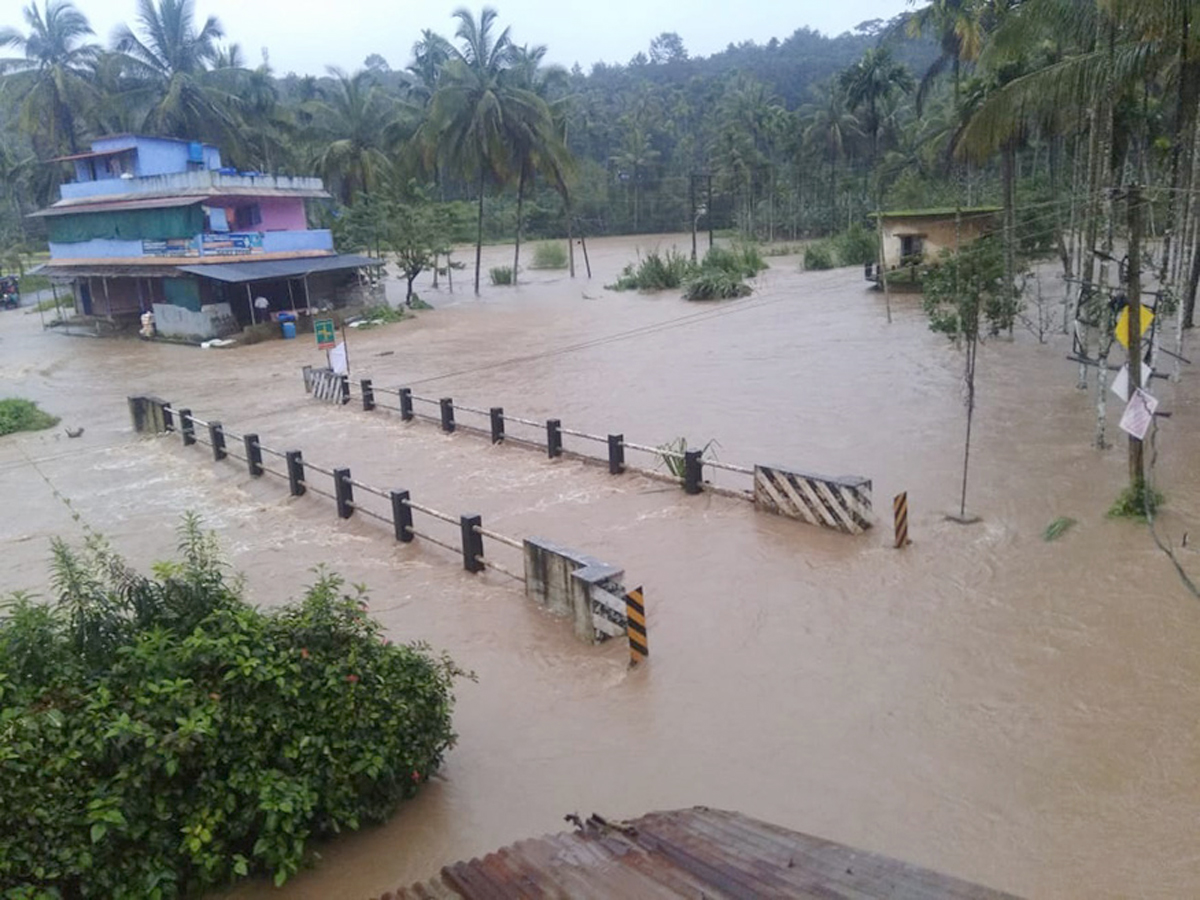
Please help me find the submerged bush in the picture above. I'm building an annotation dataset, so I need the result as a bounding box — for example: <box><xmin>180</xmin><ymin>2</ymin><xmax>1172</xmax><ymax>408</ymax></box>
<box><xmin>0</xmin><ymin>397</ymin><xmax>59</xmax><ymax>436</ymax></box>
<box><xmin>1108</xmin><ymin>482</ymin><xmax>1164</xmax><ymax>522</ymax></box>
<box><xmin>489</xmin><ymin>265</ymin><xmax>514</xmax><ymax>285</ymax></box>
<box><xmin>0</xmin><ymin>517</ymin><xmax>467</xmax><ymax>897</ymax></box>
<box><xmin>702</xmin><ymin>242</ymin><xmax>767</xmax><ymax>278</ymax></box>
<box><xmin>530</xmin><ymin>241</ymin><xmax>568</xmax><ymax>269</ymax></box>
<box><xmin>606</xmin><ymin>249</ymin><xmax>694</xmax><ymax>291</ymax></box>
<box><xmin>803</xmin><ymin>242</ymin><xmax>836</xmax><ymax>270</ymax></box>
<box><xmin>683</xmin><ymin>268</ymin><xmax>753</xmax><ymax>300</ymax></box>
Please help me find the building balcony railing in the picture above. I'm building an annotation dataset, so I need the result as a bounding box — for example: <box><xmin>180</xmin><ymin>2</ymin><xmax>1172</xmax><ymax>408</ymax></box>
<box><xmin>59</xmin><ymin>169</ymin><xmax>327</xmax><ymax>201</ymax></box>
<box><xmin>48</xmin><ymin>229</ymin><xmax>335</xmax><ymax>261</ymax></box>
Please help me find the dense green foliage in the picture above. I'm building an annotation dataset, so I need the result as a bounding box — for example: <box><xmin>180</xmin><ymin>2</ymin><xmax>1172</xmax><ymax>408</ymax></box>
<box><xmin>803</xmin><ymin>242</ymin><xmax>836</xmax><ymax>270</ymax></box>
<box><xmin>0</xmin><ymin>518</ymin><xmax>466</xmax><ymax>897</ymax></box>
<box><xmin>0</xmin><ymin>397</ymin><xmax>59</xmax><ymax>435</ymax></box>
<box><xmin>922</xmin><ymin>236</ymin><xmax>1014</xmax><ymax>338</ymax></box>
<box><xmin>489</xmin><ymin>265</ymin><xmax>513</xmax><ymax>285</ymax></box>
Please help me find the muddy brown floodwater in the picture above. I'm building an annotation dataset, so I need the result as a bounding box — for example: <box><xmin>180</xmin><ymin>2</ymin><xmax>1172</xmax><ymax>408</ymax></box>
<box><xmin>2</xmin><ymin>234</ymin><xmax>1199</xmax><ymax>900</ymax></box>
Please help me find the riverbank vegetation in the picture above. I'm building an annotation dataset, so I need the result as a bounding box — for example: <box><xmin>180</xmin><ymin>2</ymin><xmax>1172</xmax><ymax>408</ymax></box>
<box><xmin>0</xmin><ymin>397</ymin><xmax>59</xmax><ymax>435</ymax></box>
<box><xmin>608</xmin><ymin>243</ymin><xmax>766</xmax><ymax>298</ymax></box>
<box><xmin>0</xmin><ymin>517</ymin><xmax>467</xmax><ymax>896</ymax></box>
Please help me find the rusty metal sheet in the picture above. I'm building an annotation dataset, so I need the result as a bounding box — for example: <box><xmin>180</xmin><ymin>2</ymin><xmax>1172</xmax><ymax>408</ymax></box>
<box><xmin>380</xmin><ymin>808</ymin><xmax>1023</xmax><ymax>900</ymax></box>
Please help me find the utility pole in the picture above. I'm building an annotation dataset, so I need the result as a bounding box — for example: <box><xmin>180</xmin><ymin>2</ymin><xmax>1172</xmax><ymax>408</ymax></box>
<box><xmin>706</xmin><ymin>174</ymin><xmax>714</xmax><ymax>250</ymax></box>
<box><xmin>1126</xmin><ymin>184</ymin><xmax>1145</xmax><ymax>491</ymax></box>
<box><xmin>689</xmin><ymin>174</ymin><xmax>698</xmax><ymax>262</ymax></box>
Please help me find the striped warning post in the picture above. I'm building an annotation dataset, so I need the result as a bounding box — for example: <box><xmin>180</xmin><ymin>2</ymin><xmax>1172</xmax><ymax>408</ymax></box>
<box><xmin>625</xmin><ymin>587</ymin><xmax>648</xmax><ymax>666</ymax></box>
<box><xmin>893</xmin><ymin>492</ymin><xmax>910</xmax><ymax>548</ymax></box>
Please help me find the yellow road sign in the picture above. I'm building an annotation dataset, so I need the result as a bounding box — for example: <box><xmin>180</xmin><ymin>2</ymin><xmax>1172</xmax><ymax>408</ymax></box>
<box><xmin>1114</xmin><ymin>306</ymin><xmax>1154</xmax><ymax>349</ymax></box>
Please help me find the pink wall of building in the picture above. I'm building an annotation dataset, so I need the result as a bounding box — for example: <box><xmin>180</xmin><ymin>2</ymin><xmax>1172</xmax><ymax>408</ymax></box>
<box><xmin>257</xmin><ymin>197</ymin><xmax>308</xmax><ymax>231</ymax></box>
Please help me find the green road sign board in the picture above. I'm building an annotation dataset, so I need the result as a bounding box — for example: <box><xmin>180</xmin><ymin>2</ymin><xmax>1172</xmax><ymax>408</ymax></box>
<box><xmin>315</xmin><ymin>318</ymin><xmax>336</xmax><ymax>348</ymax></box>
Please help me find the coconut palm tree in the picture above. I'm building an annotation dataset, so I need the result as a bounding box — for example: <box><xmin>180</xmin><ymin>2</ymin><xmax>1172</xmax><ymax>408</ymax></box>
<box><xmin>112</xmin><ymin>0</ymin><xmax>240</xmax><ymax>142</ymax></box>
<box><xmin>801</xmin><ymin>81</ymin><xmax>861</xmax><ymax>231</ymax></box>
<box><xmin>506</xmin><ymin>42</ymin><xmax>571</xmax><ymax>282</ymax></box>
<box><xmin>424</xmin><ymin>6</ymin><xmax>551</xmax><ymax>294</ymax></box>
<box><xmin>308</xmin><ymin>67</ymin><xmax>401</xmax><ymax>204</ymax></box>
<box><xmin>406</xmin><ymin>29</ymin><xmax>452</xmax><ymax>107</ymax></box>
<box><xmin>840</xmin><ymin>47</ymin><xmax>914</xmax><ymax>173</ymax></box>
<box><xmin>905</xmin><ymin>0</ymin><xmax>988</xmax><ymax>113</ymax></box>
<box><xmin>0</xmin><ymin>0</ymin><xmax>100</xmax><ymax>155</ymax></box>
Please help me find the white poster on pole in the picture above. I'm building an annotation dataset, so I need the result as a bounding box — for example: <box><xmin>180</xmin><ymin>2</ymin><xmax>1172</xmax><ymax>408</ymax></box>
<box><xmin>1118</xmin><ymin>387</ymin><xmax>1158</xmax><ymax>440</ymax></box>
<box><xmin>1110</xmin><ymin>364</ymin><xmax>1152</xmax><ymax>402</ymax></box>
<box><xmin>328</xmin><ymin>342</ymin><xmax>348</xmax><ymax>375</ymax></box>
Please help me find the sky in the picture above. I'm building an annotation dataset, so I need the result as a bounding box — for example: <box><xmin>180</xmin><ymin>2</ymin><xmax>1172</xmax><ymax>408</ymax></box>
<box><xmin>0</xmin><ymin>0</ymin><xmax>912</xmax><ymax>77</ymax></box>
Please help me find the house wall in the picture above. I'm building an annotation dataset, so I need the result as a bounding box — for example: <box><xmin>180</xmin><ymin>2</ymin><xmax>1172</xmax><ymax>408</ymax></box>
<box><xmin>49</xmin><ymin>230</ymin><xmax>331</xmax><ymax>260</ymax></box>
<box><xmin>50</xmin><ymin>238</ymin><xmax>147</xmax><ymax>259</ymax></box>
<box><xmin>881</xmin><ymin>216</ymin><xmax>994</xmax><ymax>269</ymax></box>
<box><xmin>95</xmin><ymin>136</ymin><xmax>222</xmax><ymax>178</ymax></box>
<box><xmin>257</xmin><ymin>197</ymin><xmax>308</xmax><ymax>231</ymax></box>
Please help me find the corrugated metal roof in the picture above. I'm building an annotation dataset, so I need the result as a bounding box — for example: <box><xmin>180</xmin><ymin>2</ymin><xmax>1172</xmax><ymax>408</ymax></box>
<box><xmin>176</xmin><ymin>253</ymin><xmax>381</xmax><ymax>283</ymax></box>
<box><xmin>378</xmin><ymin>808</ymin><xmax>1023</xmax><ymax>900</ymax></box>
<box><xmin>46</xmin><ymin>147</ymin><xmax>136</xmax><ymax>163</ymax></box>
<box><xmin>29</xmin><ymin>263</ymin><xmax>185</xmax><ymax>279</ymax></box>
<box><xmin>28</xmin><ymin>196</ymin><xmax>203</xmax><ymax>218</ymax></box>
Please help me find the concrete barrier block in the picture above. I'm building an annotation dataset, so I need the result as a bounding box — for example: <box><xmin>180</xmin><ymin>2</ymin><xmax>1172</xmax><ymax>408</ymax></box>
<box><xmin>753</xmin><ymin>464</ymin><xmax>873</xmax><ymax>534</ymax></box>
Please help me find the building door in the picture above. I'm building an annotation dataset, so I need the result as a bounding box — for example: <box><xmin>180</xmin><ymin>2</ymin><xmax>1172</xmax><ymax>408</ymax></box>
<box><xmin>78</xmin><ymin>279</ymin><xmax>93</xmax><ymax>315</ymax></box>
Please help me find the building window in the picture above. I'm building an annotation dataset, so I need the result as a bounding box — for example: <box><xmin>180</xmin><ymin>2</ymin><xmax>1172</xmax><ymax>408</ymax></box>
<box><xmin>899</xmin><ymin>234</ymin><xmax>924</xmax><ymax>265</ymax></box>
<box><xmin>235</xmin><ymin>204</ymin><xmax>262</xmax><ymax>231</ymax></box>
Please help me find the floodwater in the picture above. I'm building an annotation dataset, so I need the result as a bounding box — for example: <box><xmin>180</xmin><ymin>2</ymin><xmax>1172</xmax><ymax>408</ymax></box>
<box><xmin>2</xmin><ymin>234</ymin><xmax>1199</xmax><ymax>900</ymax></box>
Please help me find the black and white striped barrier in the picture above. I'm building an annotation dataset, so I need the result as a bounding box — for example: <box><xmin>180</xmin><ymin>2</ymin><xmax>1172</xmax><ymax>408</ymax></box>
<box><xmin>304</xmin><ymin>366</ymin><xmax>348</xmax><ymax>404</ymax></box>
<box><xmin>753</xmin><ymin>465</ymin><xmax>873</xmax><ymax>534</ymax></box>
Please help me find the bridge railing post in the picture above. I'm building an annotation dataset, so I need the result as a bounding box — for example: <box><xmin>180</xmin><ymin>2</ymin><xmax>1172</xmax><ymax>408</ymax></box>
<box><xmin>286</xmin><ymin>450</ymin><xmax>306</xmax><ymax>496</ymax></box>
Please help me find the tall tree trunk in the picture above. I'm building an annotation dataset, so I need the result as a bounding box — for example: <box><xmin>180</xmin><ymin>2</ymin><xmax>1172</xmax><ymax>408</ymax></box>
<box><xmin>474</xmin><ymin>168</ymin><xmax>485</xmax><ymax>296</ymax></box>
<box><xmin>566</xmin><ymin>203</ymin><xmax>576</xmax><ymax>278</ymax></box>
<box><xmin>513</xmin><ymin>164</ymin><xmax>526</xmax><ymax>285</ymax></box>
<box><xmin>1002</xmin><ymin>141</ymin><xmax>1017</xmax><ymax>338</ymax></box>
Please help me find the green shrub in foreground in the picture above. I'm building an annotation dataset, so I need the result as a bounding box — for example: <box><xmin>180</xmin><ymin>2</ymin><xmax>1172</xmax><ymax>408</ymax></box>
<box><xmin>0</xmin><ymin>517</ymin><xmax>467</xmax><ymax>897</ymax></box>
<box><xmin>803</xmin><ymin>242</ymin><xmax>836</xmax><ymax>271</ymax></box>
<box><xmin>0</xmin><ymin>398</ymin><xmax>60</xmax><ymax>436</ymax></box>
<box><xmin>489</xmin><ymin>265</ymin><xmax>513</xmax><ymax>285</ymax></box>
<box><xmin>530</xmin><ymin>242</ymin><xmax>568</xmax><ymax>269</ymax></box>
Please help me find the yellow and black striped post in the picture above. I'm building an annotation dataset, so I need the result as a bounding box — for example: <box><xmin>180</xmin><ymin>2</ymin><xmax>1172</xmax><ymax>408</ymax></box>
<box><xmin>625</xmin><ymin>586</ymin><xmax>648</xmax><ymax>666</ymax></box>
<box><xmin>893</xmin><ymin>492</ymin><xmax>910</xmax><ymax>548</ymax></box>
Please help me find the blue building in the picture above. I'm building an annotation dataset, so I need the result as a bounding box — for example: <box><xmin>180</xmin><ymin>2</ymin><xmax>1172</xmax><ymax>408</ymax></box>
<box><xmin>33</xmin><ymin>135</ymin><xmax>377</xmax><ymax>339</ymax></box>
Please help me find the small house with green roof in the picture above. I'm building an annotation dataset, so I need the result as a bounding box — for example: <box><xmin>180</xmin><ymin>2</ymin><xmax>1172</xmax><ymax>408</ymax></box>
<box><xmin>871</xmin><ymin>207</ymin><xmax>1000</xmax><ymax>271</ymax></box>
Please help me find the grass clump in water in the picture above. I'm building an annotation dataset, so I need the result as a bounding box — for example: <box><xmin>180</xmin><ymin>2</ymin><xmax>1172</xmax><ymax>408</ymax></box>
<box><xmin>1107</xmin><ymin>483</ymin><xmax>1164</xmax><ymax>522</ymax></box>
<box><xmin>607</xmin><ymin>249</ymin><xmax>694</xmax><ymax>291</ymax></box>
<box><xmin>489</xmin><ymin>265</ymin><xmax>514</xmax><ymax>285</ymax></box>
<box><xmin>702</xmin><ymin>241</ymin><xmax>767</xmax><ymax>278</ymax></box>
<box><xmin>0</xmin><ymin>398</ymin><xmax>60</xmax><ymax>436</ymax></box>
<box><xmin>683</xmin><ymin>268</ymin><xmax>752</xmax><ymax>300</ymax></box>
<box><xmin>530</xmin><ymin>242</ymin><xmax>568</xmax><ymax>269</ymax></box>
<box><xmin>1042</xmin><ymin>516</ymin><xmax>1076</xmax><ymax>541</ymax></box>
